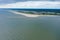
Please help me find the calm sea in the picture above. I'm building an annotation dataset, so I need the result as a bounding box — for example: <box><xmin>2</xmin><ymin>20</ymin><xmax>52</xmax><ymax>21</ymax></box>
<box><xmin>0</xmin><ymin>9</ymin><xmax>60</xmax><ymax>40</ymax></box>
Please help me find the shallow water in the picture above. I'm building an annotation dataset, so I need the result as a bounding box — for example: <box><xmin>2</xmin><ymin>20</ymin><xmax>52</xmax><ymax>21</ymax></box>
<box><xmin>0</xmin><ymin>10</ymin><xmax>60</xmax><ymax>40</ymax></box>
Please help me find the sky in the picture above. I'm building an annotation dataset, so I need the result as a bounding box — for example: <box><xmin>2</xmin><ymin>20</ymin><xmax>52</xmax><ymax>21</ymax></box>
<box><xmin>0</xmin><ymin>0</ymin><xmax>60</xmax><ymax>4</ymax></box>
<box><xmin>0</xmin><ymin>0</ymin><xmax>60</xmax><ymax>9</ymax></box>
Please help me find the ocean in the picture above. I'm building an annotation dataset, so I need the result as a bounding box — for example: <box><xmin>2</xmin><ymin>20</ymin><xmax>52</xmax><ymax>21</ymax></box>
<box><xmin>0</xmin><ymin>9</ymin><xmax>60</xmax><ymax>40</ymax></box>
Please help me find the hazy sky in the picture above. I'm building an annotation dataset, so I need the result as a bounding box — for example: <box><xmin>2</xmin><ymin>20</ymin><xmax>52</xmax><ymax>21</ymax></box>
<box><xmin>0</xmin><ymin>0</ymin><xmax>60</xmax><ymax>4</ymax></box>
<box><xmin>0</xmin><ymin>1</ymin><xmax>60</xmax><ymax>9</ymax></box>
<box><xmin>0</xmin><ymin>0</ymin><xmax>60</xmax><ymax>9</ymax></box>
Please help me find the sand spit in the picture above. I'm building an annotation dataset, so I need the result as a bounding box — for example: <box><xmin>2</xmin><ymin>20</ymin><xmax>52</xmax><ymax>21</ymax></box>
<box><xmin>9</xmin><ymin>10</ymin><xmax>56</xmax><ymax>17</ymax></box>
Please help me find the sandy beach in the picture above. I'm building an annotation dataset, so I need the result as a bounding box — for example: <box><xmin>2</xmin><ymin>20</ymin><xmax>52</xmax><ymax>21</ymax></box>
<box><xmin>9</xmin><ymin>10</ymin><xmax>56</xmax><ymax>17</ymax></box>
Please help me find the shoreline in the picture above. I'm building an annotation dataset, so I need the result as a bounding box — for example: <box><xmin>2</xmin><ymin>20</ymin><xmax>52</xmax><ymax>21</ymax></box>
<box><xmin>9</xmin><ymin>10</ymin><xmax>57</xmax><ymax>17</ymax></box>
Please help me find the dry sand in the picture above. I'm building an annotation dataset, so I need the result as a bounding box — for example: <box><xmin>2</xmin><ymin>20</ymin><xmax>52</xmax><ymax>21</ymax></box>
<box><xmin>9</xmin><ymin>10</ymin><xmax>55</xmax><ymax>17</ymax></box>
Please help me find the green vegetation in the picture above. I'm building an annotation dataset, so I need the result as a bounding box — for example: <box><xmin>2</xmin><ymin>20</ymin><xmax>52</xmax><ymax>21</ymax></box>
<box><xmin>24</xmin><ymin>12</ymin><xmax>34</xmax><ymax>14</ymax></box>
<box><xmin>16</xmin><ymin>10</ymin><xmax>60</xmax><ymax>15</ymax></box>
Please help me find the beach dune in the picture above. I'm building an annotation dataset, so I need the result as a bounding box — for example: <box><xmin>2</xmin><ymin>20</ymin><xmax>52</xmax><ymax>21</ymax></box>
<box><xmin>9</xmin><ymin>10</ymin><xmax>55</xmax><ymax>17</ymax></box>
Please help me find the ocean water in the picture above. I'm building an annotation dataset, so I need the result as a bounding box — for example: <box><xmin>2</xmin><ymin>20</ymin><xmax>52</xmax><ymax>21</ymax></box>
<box><xmin>11</xmin><ymin>9</ymin><xmax>60</xmax><ymax>12</ymax></box>
<box><xmin>0</xmin><ymin>9</ymin><xmax>60</xmax><ymax>40</ymax></box>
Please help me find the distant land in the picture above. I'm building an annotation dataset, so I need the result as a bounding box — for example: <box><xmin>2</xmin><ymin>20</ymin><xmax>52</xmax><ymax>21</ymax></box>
<box><xmin>0</xmin><ymin>8</ymin><xmax>60</xmax><ymax>15</ymax></box>
<box><xmin>9</xmin><ymin>8</ymin><xmax>60</xmax><ymax>15</ymax></box>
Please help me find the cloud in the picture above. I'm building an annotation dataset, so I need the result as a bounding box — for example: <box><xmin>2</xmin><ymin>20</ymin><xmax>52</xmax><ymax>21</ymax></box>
<box><xmin>0</xmin><ymin>1</ymin><xmax>60</xmax><ymax>9</ymax></box>
<box><xmin>0</xmin><ymin>0</ymin><xmax>60</xmax><ymax>4</ymax></box>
